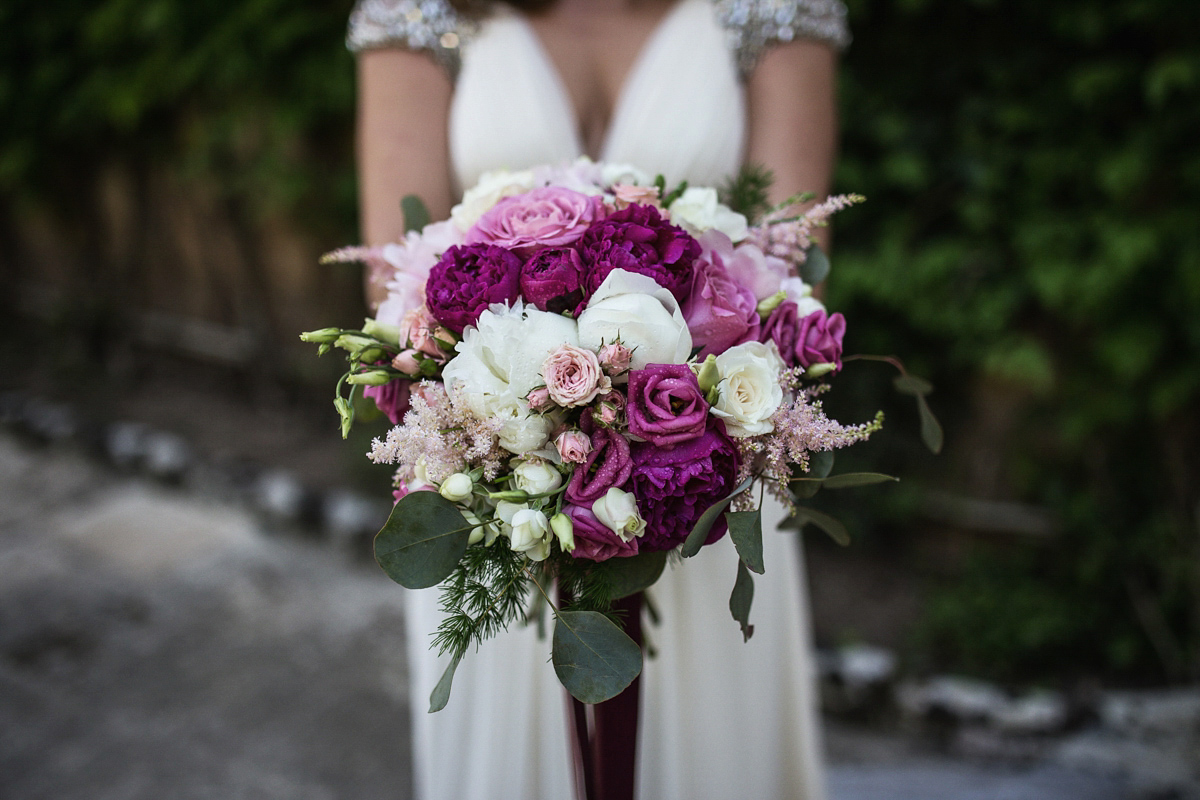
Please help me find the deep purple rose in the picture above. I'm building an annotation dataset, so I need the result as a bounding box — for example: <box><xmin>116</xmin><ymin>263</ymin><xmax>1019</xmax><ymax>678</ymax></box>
<box><xmin>565</xmin><ymin>416</ymin><xmax>633</xmax><ymax>506</ymax></box>
<box><xmin>425</xmin><ymin>243</ymin><xmax>522</xmax><ymax>333</ymax></box>
<box><xmin>759</xmin><ymin>301</ymin><xmax>802</xmax><ymax>367</ymax></box>
<box><xmin>466</xmin><ymin>187</ymin><xmax>602</xmax><ymax>255</ymax></box>
<box><xmin>364</xmin><ymin>378</ymin><xmax>411</xmax><ymax>425</ymax></box>
<box><xmin>520</xmin><ymin>247</ymin><xmax>587</xmax><ymax>314</ymax></box>
<box><xmin>579</xmin><ymin>204</ymin><xmax>700</xmax><ymax>303</ymax></box>
<box><xmin>563</xmin><ymin>505</ymin><xmax>639</xmax><ymax>562</ymax></box>
<box><xmin>626</xmin><ymin>364</ymin><xmax>709</xmax><ymax>447</ymax></box>
<box><xmin>795</xmin><ymin>310</ymin><xmax>846</xmax><ymax>371</ymax></box>
<box><xmin>683</xmin><ymin>253</ymin><xmax>761</xmax><ymax>357</ymax></box>
<box><xmin>629</xmin><ymin>419</ymin><xmax>741</xmax><ymax>552</ymax></box>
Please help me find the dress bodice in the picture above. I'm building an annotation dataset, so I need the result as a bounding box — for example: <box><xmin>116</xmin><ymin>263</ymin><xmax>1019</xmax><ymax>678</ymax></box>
<box><xmin>348</xmin><ymin>0</ymin><xmax>849</xmax><ymax>191</ymax></box>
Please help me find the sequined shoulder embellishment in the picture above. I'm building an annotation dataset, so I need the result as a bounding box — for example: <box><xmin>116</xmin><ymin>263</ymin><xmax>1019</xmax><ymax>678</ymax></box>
<box><xmin>347</xmin><ymin>0</ymin><xmax>476</xmax><ymax>78</ymax></box>
<box><xmin>713</xmin><ymin>0</ymin><xmax>851</xmax><ymax>77</ymax></box>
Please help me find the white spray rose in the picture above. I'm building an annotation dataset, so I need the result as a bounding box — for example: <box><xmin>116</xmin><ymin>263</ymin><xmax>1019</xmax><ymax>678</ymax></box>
<box><xmin>450</xmin><ymin>168</ymin><xmax>537</xmax><ymax>230</ymax></box>
<box><xmin>442</xmin><ymin>302</ymin><xmax>579</xmax><ymax>454</ymax></box>
<box><xmin>438</xmin><ymin>472</ymin><xmax>474</xmax><ymax>503</ymax></box>
<box><xmin>576</xmin><ymin>270</ymin><xmax>692</xmax><ymax>371</ymax></box>
<box><xmin>507</xmin><ymin>508</ymin><xmax>552</xmax><ymax>562</ymax></box>
<box><xmin>591</xmin><ymin>488</ymin><xmax>646</xmax><ymax>542</ymax></box>
<box><xmin>513</xmin><ymin>461</ymin><xmax>563</xmax><ymax>496</ymax></box>
<box><xmin>710</xmin><ymin>341</ymin><xmax>787</xmax><ymax>437</ymax></box>
<box><xmin>668</xmin><ymin>187</ymin><xmax>748</xmax><ymax>242</ymax></box>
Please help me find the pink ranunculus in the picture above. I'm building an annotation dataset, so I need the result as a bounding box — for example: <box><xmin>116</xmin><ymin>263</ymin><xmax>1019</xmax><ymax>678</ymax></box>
<box><xmin>466</xmin><ymin>187</ymin><xmax>603</xmax><ymax>255</ymax></box>
<box><xmin>612</xmin><ymin>183</ymin><xmax>661</xmax><ymax>210</ymax></box>
<box><xmin>563</xmin><ymin>505</ymin><xmax>639</xmax><ymax>562</ymax></box>
<box><xmin>597</xmin><ymin>342</ymin><xmax>633</xmax><ymax>376</ymax></box>
<box><xmin>543</xmin><ymin>344</ymin><xmax>609</xmax><ymax>408</ymax></box>
<box><xmin>684</xmin><ymin>236</ymin><xmax>761</xmax><ymax>358</ymax></box>
<box><xmin>555</xmin><ymin>430</ymin><xmax>593</xmax><ymax>464</ymax></box>
<box><xmin>795</xmin><ymin>310</ymin><xmax>846</xmax><ymax>372</ymax></box>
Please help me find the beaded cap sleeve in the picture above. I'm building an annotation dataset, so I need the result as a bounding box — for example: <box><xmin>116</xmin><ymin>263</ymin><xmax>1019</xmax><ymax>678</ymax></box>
<box><xmin>347</xmin><ymin>0</ymin><xmax>474</xmax><ymax>78</ymax></box>
<box><xmin>713</xmin><ymin>0</ymin><xmax>851</xmax><ymax>77</ymax></box>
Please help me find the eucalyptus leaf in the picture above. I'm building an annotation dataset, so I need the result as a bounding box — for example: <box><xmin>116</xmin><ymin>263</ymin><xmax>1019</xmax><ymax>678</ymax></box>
<box><xmin>820</xmin><ymin>472</ymin><xmax>900</xmax><ymax>489</ymax></box>
<box><xmin>727</xmin><ymin>508</ymin><xmax>764</xmax><ymax>574</ymax></box>
<box><xmin>799</xmin><ymin>243</ymin><xmax>831</xmax><ymax>285</ymax></box>
<box><xmin>729</xmin><ymin>559</ymin><xmax>755</xmax><ymax>642</ymax></box>
<box><xmin>428</xmin><ymin>652</ymin><xmax>462</xmax><ymax>713</ymax></box>
<box><xmin>400</xmin><ymin>194</ymin><xmax>430</xmax><ymax>234</ymax></box>
<box><xmin>374</xmin><ymin>492</ymin><xmax>471</xmax><ymax>589</ymax></box>
<box><xmin>593</xmin><ymin>551</ymin><xmax>668</xmax><ymax>600</ymax></box>
<box><xmin>893</xmin><ymin>374</ymin><xmax>933</xmax><ymax>396</ymax></box>
<box><xmin>681</xmin><ymin>477</ymin><xmax>754</xmax><ymax>558</ymax></box>
<box><xmin>552</xmin><ymin>610</ymin><xmax>642</xmax><ymax>704</ymax></box>
<box><xmin>792</xmin><ymin>506</ymin><xmax>851</xmax><ymax>547</ymax></box>
<box><xmin>792</xmin><ymin>450</ymin><xmax>835</xmax><ymax>499</ymax></box>
<box><xmin>917</xmin><ymin>393</ymin><xmax>944</xmax><ymax>454</ymax></box>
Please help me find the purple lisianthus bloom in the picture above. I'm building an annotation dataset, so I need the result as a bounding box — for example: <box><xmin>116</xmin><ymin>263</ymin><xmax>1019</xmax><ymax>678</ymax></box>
<box><xmin>563</xmin><ymin>505</ymin><xmax>639</xmax><ymax>562</ymax></box>
<box><xmin>364</xmin><ymin>378</ymin><xmax>411</xmax><ymax>425</ymax></box>
<box><xmin>626</xmin><ymin>364</ymin><xmax>709</xmax><ymax>447</ymax></box>
<box><xmin>795</xmin><ymin>309</ymin><xmax>846</xmax><ymax>371</ymax></box>
<box><xmin>520</xmin><ymin>247</ymin><xmax>588</xmax><ymax>315</ymax></box>
<box><xmin>629</xmin><ymin>419</ymin><xmax>740</xmax><ymax>552</ymax></box>
<box><xmin>683</xmin><ymin>252</ymin><xmax>761</xmax><ymax>357</ymax></box>
<box><xmin>466</xmin><ymin>187</ymin><xmax>603</xmax><ymax>255</ymax></box>
<box><xmin>565</xmin><ymin>415</ymin><xmax>633</xmax><ymax>506</ymax></box>
<box><xmin>425</xmin><ymin>243</ymin><xmax>522</xmax><ymax>333</ymax></box>
<box><xmin>759</xmin><ymin>300</ymin><xmax>802</xmax><ymax>367</ymax></box>
<box><xmin>579</xmin><ymin>204</ymin><xmax>700</xmax><ymax>303</ymax></box>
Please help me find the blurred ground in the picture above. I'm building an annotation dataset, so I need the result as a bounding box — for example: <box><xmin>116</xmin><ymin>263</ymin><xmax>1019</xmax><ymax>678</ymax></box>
<box><xmin>0</xmin><ymin>423</ymin><xmax>1151</xmax><ymax>800</ymax></box>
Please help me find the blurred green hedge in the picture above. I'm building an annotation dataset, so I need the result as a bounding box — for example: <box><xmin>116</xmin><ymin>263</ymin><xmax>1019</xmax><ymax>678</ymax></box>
<box><xmin>2</xmin><ymin>0</ymin><xmax>1197</xmax><ymax>683</ymax></box>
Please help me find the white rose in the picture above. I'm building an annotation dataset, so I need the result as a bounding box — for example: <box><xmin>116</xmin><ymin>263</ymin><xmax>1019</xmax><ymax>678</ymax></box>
<box><xmin>450</xmin><ymin>168</ymin><xmax>536</xmax><ymax>230</ymax></box>
<box><xmin>591</xmin><ymin>488</ymin><xmax>646</xmax><ymax>542</ymax></box>
<box><xmin>576</xmin><ymin>270</ymin><xmax>692</xmax><ymax>371</ymax></box>
<box><xmin>442</xmin><ymin>302</ymin><xmax>579</xmax><ymax>454</ymax></box>
<box><xmin>438</xmin><ymin>472</ymin><xmax>474</xmax><ymax>503</ymax></box>
<box><xmin>781</xmin><ymin>277</ymin><xmax>826</xmax><ymax>317</ymax></box>
<box><xmin>513</xmin><ymin>461</ymin><xmax>563</xmax><ymax>496</ymax></box>
<box><xmin>600</xmin><ymin>162</ymin><xmax>653</xmax><ymax>187</ymax></box>
<box><xmin>711</xmin><ymin>341</ymin><xmax>787</xmax><ymax>437</ymax></box>
<box><xmin>668</xmin><ymin>187</ymin><xmax>748</xmax><ymax>242</ymax></box>
<box><xmin>507</xmin><ymin>508</ymin><xmax>552</xmax><ymax>562</ymax></box>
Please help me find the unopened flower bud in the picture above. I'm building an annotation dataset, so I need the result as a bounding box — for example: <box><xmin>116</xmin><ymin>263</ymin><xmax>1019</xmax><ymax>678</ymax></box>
<box><xmin>694</xmin><ymin>354</ymin><xmax>720</xmax><ymax>394</ymax></box>
<box><xmin>346</xmin><ymin>370</ymin><xmax>392</xmax><ymax>386</ymax></box>
<box><xmin>598</xmin><ymin>342</ymin><xmax>633</xmax><ymax>375</ymax></box>
<box><xmin>357</xmin><ymin>346</ymin><xmax>386</xmax><ymax>364</ymax></box>
<box><xmin>362</xmin><ymin>317</ymin><xmax>402</xmax><ymax>346</ymax></box>
<box><xmin>334</xmin><ymin>333</ymin><xmax>373</xmax><ymax>355</ymax></box>
<box><xmin>804</xmin><ymin>362</ymin><xmax>837</xmax><ymax>379</ymax></box>
<box><xmin>300</xmin><ymin>327</ymin><xmax>341</xmax><ymax>344</ymax></box>
<box><xmin>333</xmin><ymin>397</ymin><xmax>354</xmax><ymax>439</ymax></box>
<box><xmin>527</xmin><ymin>386</ymin><xmax>554</xmax><ymax>412</ymax></box>
<box><xmin>392</xmin><ymin>349</ymin><xmax>422</xmax><ymax>375</ymax></box>
<box><xmin>756</xmin><ymin>290</ymin><xmax>787</xmax><ymax>318</ymax></box>
<box><xmin>438</xmin><ymin>472</ymin><xmax>474</xmax><ymax>503</ymax></box>
<box><xmin>550</xmin><ymin>512</ymin><xmax>575</xmax><ymax>553</ymax></box>
<box><xmin>488</xmin><ymin>489</ymin><xmax>529</xmax><ymax>503</ymax></box>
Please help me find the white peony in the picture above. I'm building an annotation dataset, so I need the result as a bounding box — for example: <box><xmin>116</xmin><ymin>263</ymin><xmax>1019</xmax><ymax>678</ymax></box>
<box><xmin>591</xmin><ymin>487</ymin><xmax>646</xmax><ymax>542</ymax></box>
<box><xmin>442</xmin><ymin>302</ymin><xmax>579</xmax><ymax>454</ymax></box>
<box><xmin>450</xmin><ymin>168</ymin><xmax>537</xmax><ymax>230</ymax></box>
<box><xmin>576</xmin><ymin>270</ymin><xmax>692</xmax><ymax>371</ymax></box>
<box><xmin>513</xmin><ymin>461</ymin><xmax>563</xmax><ymax>496</ymax></box>
<box><xmin>710</xmin><ymin>341</ymin><xmax>787</xmax><ymax>437</ymax></box>
<box><xmin>668</xmin><ymin>187</ymin><xmax>748</xmax><ymax>242</ymax></box>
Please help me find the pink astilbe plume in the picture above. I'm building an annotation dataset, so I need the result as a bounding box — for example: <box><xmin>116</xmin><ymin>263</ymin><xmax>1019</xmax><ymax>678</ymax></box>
<box><xmin>745</xmin><ymin>194</ymin><xmax>865</xmax><ymax>267</ymax></box>
<box><xmin>368</xmin><ymin>382</ymin><xmax>507</xmax><ymax>484</ymax></box>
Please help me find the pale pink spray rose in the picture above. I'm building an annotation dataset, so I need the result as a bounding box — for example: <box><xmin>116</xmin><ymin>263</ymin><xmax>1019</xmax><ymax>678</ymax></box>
<box><xmin>527</xmin><ymin>386</ymin><xmax>554</xmax><ymax>412</ymax></box>
<box><xmin>392</xmin><ymin>349</ymin><xmax>422</xmax><ymax>375</ymax></box>
<box><xmin>555</xmin><ymin>430</ymin><xmax>593</xmax><ymax>464</ymax></box>
<box><xmin>542</xmin><ymin>344</ymin><xmax>611</xmax><ymax>407</ymax></box>
<box><xmin>597</xmin><ymin>342</ymin><xmax>633</xmax><ymax>376</ymax></box>
<box><xmin>595</xmin><ymin>389</ymin><xmax>626</xmax><ymax>426</ymax></box>
<box><xmin>611</xmin><ymin>183</ymin><xmax>662</xmax><ymax>210</ymax></box>
<box><xmin>465</xmin><ymin>187</ymin><xmax>603</xmax><ymax>255</ymax></box>
<box><xmin>400</xmin><ymin>307</ymin><xmax>452</xmax><ymax>363</ymax></box>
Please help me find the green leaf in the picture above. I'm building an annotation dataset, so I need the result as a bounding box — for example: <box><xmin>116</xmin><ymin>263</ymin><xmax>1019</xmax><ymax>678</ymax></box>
<box><xmin>727</xmin><ymin>508</ymin><xmax>764</xmax><ymax>574</ymax></box>
<box><xmin>401</xmin><ymin>194</ymin><xmax>430</xmax><ymax>234</ymax></box>
<box><xmin>792</xmin><ymin>506</ymin><xmax>851</xmax><ymax>547</ymax></box>
<box><xmin>793</xmin><ymin>450</ymin><xmax>835</xmax><ymax>499</ymax></box>
<box><xmin>893</xmin><ymin>374</ymin><xmax>933</xmax><ymax>396</ymax></box>
<box><xmin>428</xmin><ymin>652</ymin><xmax>462</xmax><ymax>713</ymax></box>
<box><xmin>681</xmin><ymin>477</ymin><xmax>754</xmax><ymax>558</ymax></box>
<box><xmin>799</xmin><ymin>244</ymin><xmax>831</xmax><ymax>285</ymax></box>
<box><xmin>729</xmin><ymin>560</ymin><xmax>755</xmax><ymax>642</ymax></box>
<box><xmin>552</xmin><ymin>610</ymin><xmax>642</xmax><ymax>704</ymax></box>
<box><xmin>592</xmin><ymin>551</ymin><xmax>668</xmax><ymax>600</ymax></box>
<box><xmin>917</xmin><ymin>393</ymin><xmax>944</xmax><ymax>454</ymax></box>
<box><xmin>374</xmin><ymin>492</ymin><xmax>471</xmax><ymax>589</ymax></box>
<box><xmin>820</xmin><ymin>472</ymin><xmax>900</xmax><ymax>489</ymax></box>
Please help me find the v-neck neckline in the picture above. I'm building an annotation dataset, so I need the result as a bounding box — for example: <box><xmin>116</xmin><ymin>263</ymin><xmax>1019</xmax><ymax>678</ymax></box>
<box><xmin>512</xmin><ymin>0</ymin><xmax>693</xmax><ymax>160</ymax></box>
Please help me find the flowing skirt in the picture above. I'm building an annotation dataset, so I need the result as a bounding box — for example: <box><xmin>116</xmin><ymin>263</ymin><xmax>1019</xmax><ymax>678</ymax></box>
<box><xmin>405</xmin><ymin>496</ymin><xmax>826</xmax><ymax>800</ymax></box>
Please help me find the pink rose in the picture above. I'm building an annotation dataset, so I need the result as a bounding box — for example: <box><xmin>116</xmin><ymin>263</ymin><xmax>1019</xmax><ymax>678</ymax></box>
<box><xmin>392</xmin><ymin>349</ymin><xmax>421</xmax><ymax>375</ymax></box>
<box><xmin>684</xmin><ymin>235</ymin><xmax>761</xmax><ymax>358</ymax></box>
<box><xmin>795</xmin><ymin>310</ymin><xmax>846</xmax><ymax>372</ymax></box>
<box><xmin>612</xmin><ymin>183</ymin><xmax>661</xmax><ymax>210</ymax></box>
<box><xmin>527</xmin><ymin>386</ymin><xmax>554</xmax><ymax>412</ymax></box>
<box><xmin>401</xmin><ymin>307</ymin><xmax>451</xmax><ymax>363</ymax></box>
<box><xmin>543</xmin><ymin>344</ymin><xmax>610</xmax><ymax>407</ymax></box>
<box><xmin>597</xmin><ymin>342</ymin><xmax>633</xmax><ymax>376</ymax></box>
<box><xmin>465</xmin><ymin>187</ymin><xmax>603</xmax><ymax>255</ymax></box>
<box><xmin>595</xmin><ymin>389</ymin><xmax>625</xmax><ymax>427</ymax></box>
<box><xmin>715</xmin><ymin>236</ymin><xmax>792</xmax><ymax>302</ymax></box>
<box><xmin>555</xmin><ymin>430</ymin><xmax>593</xmax><ymax>464</ymax></box>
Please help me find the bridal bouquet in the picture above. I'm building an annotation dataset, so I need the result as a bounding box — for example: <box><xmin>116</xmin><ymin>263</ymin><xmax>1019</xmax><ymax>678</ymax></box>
<box><xmin>303</xmin><ymin>160</ymin><xmax>913</xmax><ymax>710</ymax></box>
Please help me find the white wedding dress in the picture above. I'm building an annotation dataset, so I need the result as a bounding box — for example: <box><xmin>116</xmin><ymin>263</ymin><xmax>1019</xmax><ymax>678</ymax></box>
<box><xmin>348</xmin><ymin>2</ymin><xmax>849</xmax><ymax>798</ymax></box>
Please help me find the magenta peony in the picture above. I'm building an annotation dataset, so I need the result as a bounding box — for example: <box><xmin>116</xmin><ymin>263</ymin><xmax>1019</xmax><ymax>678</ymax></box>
<box><xmin>520</xmin><ymin>247</ymin><xmax>588</xmax><ymax>314</ymax></box>
<box><xmin>579</xmin><ymin>204</ymin><xmax>700</xmax><ymax>303</ymax></box>
<box><xmin>425</xmin><ymin>244</ymin><xmax>522</xmax><ymax>333</ymax></box>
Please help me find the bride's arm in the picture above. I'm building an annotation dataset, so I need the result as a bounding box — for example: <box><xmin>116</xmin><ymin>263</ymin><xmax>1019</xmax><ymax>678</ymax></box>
<box><xmin>744</xmin><ymin>39</ymin><xmax>838</xmax><ymax>251</ymax></box>
<box><xmin>356</xmin><ymin>49</ymin><xmax>456</xmax><ymax>310</ymax></box>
